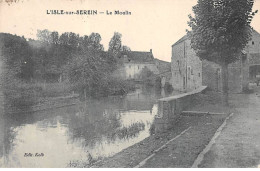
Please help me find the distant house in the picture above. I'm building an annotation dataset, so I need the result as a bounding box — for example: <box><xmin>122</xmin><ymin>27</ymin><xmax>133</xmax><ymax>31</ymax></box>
<box><xmin>113</xmin><ymin>49</ymin><xmax>159</xmax><ymax>80</ymax></box>
<box><xmin>171</xmin><ymin>29</ymin><xmax>260</xmax><ymax>93</ymax></box>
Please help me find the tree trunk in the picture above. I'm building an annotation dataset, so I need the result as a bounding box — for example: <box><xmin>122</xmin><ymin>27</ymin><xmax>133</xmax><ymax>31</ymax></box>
<box><xmin>221</xmin><ymin>63</ymin><xmax>229</xmax><ymax>106</ymax></box>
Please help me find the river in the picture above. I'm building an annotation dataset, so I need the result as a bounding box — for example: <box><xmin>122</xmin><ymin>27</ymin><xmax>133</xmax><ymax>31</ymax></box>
<box><xmin>0</xmin><ymin>86</ymin><xmax>175</xmax><ymax>167</ymax></box>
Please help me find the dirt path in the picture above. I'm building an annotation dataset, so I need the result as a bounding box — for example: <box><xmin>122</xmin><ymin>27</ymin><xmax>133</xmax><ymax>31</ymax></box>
<box><xmin>198</xmin><ymin>89</ymin><xmax>260</xmax><ymax>168</ymax></box>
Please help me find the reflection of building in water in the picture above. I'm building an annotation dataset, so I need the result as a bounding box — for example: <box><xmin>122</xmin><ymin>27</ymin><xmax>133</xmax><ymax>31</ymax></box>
<box><xmin>123</xmin><ymin>89</ymin><xmax>158</xmax><ymax>111</ymax></box>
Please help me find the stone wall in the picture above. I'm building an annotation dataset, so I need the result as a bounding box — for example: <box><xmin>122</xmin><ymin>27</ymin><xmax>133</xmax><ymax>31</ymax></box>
<box><xmin>185</xmin><ymin>39</ymin><xmax>203</xmax><ymax>91</ymax></box>
<box><xmin>202</xmin><ymin>60</ymin><xmax>221</xmax><ymax>92</ymax></box>
<box><xmin>171</xmin><ymin>38</ymin><xmax>202</xmax><ymax>92</ymax></box>
<box><xmin>246</xmin><ymin>30</ymin><xmax>260</xmax><ymax>54</ymax></box>
<box><xmin>171</xmin><ymin>40</ymin><xmax>186</xmax><ymax>91</ymax></box>
<box><xmin>202</xmin><ymin>58</ymin><xmax>248</xmax><ymax>93</ymax></box>
<box><xmin>154</xmin><ymin>86</ymin><xmax>207</xmax><ymax>133</ymax></box>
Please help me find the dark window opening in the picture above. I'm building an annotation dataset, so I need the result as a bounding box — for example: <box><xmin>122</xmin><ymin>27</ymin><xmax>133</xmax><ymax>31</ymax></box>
<box><xmin>252</xmin><ymin>41</ymin><xmax>254</xmax><ymax>45</ymax></box>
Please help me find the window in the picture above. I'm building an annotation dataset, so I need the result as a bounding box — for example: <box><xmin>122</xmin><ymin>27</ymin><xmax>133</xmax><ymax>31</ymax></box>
<box><xmin>191</xmin><ymin>68</ymin><xmax>194</xmax><ymax>75</ymax></box>
<box><xmin>198</xmin><ymin>73</ymin><xmax>201</xmax><ymax>77</ymax></box>
<box><xmin>252</xmin><ymin>41</ymin><xmax>254</xmax><ymax>45</ymax></box>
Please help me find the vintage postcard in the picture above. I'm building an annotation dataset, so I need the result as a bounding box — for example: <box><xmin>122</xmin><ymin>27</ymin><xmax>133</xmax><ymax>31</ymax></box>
<box><xmin>0</xmin><ymin>0</ymin><xmax>260</xmax><ymax>168</ymax></box>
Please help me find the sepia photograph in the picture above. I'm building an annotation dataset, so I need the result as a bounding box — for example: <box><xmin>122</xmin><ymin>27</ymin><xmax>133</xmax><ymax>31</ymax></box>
<box><xmin>0</xmin><ymin>0</ymin><xmax>260</xmax><ymax>168</ymax></box>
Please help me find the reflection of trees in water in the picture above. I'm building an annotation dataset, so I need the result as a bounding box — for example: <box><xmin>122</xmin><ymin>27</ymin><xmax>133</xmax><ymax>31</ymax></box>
<box><xmin>64</xmin><ymin>101</ymin><xmax>146</xmax><ymax>149</ymax></box>
<box><xmin>0</xmin><ymin>108</ymin><xmax>64</xmax><ymax>162</ymax></box>
<box><xmin>2</xmin><ymin>84</ymin><xmax>36</xmax><ymax>115</ymax></box>
<box><xmin>0</xmin><ymin>116</ymin><xmax>19</xmax><ymax>163</ymax></box>
<box><xmin>0</xmin><ymin>88</ymin><xmax>156</xmax><ymax>166</ymax></box>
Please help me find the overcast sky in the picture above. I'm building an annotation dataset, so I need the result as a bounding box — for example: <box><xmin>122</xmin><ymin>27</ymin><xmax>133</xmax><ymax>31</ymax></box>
<box><xmin>0</xmin><ymin>0</ymin><xmax>260</xmax><ymax>62</ymax></box>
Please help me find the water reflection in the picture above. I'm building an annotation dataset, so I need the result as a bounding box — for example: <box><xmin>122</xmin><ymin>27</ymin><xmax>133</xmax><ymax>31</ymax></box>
<box><xmin>0</xmin><ymin>87</ymin><xmax>170</xmax><ymax>167</ymax></box>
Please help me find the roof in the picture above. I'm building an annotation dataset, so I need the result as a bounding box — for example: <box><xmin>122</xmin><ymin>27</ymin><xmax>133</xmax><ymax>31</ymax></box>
<box><xmin>123</xmin><ymin>51</ymin><xmax>154</xmax><ymax>63</ymax></box>
<box><xmin>154</xmin><ymin>58</ymin><xmax>171</xmax><ymax>73</ymax></box>
<box><xmin>252</xmin><ymin>29</ymin><xmax>260</xmax><ymax>36</ymax></box>
<box><xmin>172</xmin><ymin>35</ymin><xmax>188</xmax><ymax>47</ymax></box>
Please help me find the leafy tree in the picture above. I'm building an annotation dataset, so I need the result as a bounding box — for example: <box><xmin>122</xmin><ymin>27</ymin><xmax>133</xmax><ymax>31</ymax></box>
<box><xmin>122</xmin><ymin>45</ymin><xmax>131</xmax><ymax>52</ymax></box>
<box><xmin>50</xmin><ymin>31</ymin><xmax>59</xmax><ymax>44</ymax></box>
<box><xmin>0</xmin><ymin>33</ymin><xmax>33</xmax><ymax>81</ymax></box>
<box><xmin>67</xmin><ymin>47</ymin><xmax>114</xmax><ymax>99</ymax></box>
<box><xmin>88</xmin><ymin>33</ymin><xmax>104</xmax><ymax>51</ymax></box>
<box><xmin>187</xmin><ymin>0</ymin><xmax>257</xmax><ymax>105</ymax></box>
<box><xmin>59</xmin><ymin>32</ymin><xmax>70</xmax><ymax>45</ymax></box>
<box><xmin>36</xmin><ymin>29</ymin><xmax>51</xmax><ymax>43</ymax></box>
<box><xmin>108</xmin><ymin>32</ymin><xmax>122</xmax><ymax>56</ymax></box>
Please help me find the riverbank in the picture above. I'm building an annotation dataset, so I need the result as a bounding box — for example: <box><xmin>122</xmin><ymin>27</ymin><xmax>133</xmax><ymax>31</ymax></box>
<box><xmin>89</xmin><ymin>90</ymin><xmax>234</xmax><ymax>168</ymax></box>
<box><xmin>2</xmin><ymin>79</ymin><xmax>137</xmax><ymax>115</ymax></box>
<box><xmin>91</xmin><ymin>113</ymin><xmax>228</xmax><ymax>168</ymax></box>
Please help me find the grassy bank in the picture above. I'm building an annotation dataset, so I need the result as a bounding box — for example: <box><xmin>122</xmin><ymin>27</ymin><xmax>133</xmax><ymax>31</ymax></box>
<box><xmin>2</xmin><ymin>78</ymin><xmax>136</xmax><ymax>114</ymax></box>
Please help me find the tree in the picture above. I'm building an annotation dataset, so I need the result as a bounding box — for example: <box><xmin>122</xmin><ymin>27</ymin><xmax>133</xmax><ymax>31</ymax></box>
<box><xmin>108</xmin><ymin>32</ymin><xmax>122</xmax><ymax>56</ymax></box>
<box><xmin>88</xmin><ymin>33</ymin><xmax>104</xmax><ymax>51</ymax></box>
<box><xmin>67</xmin><ymin>47</ymin><xmax>114</xmax><ymax>99</ymax></box>
<box><xmin>187</xmin><ymin>0</ymin><xmax>257</xmax><ymax>105</ymax></box>
<box><xmin>122</xmin><ymin>45</ymin><xmax>131</xmax><ymax>52</ymax></box>
<box><xmin>50</xmin><ymin>31</ymin><xmax>59</xmax><ymax>44</ymax></box>
<box><xmin>36</xmin><ymin>29</ymin><xmax>51</xmax><ymax>43</ymax></box>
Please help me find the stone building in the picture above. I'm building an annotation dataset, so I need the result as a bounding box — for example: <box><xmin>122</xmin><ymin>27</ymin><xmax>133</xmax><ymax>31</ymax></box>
<box><xmin>171</xmin><ymin>35</ymin><xmax>202</xmax><ymax>92</ymax></box>
<box><xmin>113</xmin><ymin>49</ymin><xmax>159</xmax><ymax>80</ymax></box>
<box><xmin>154</xmin><ymin>59</ymin><xmax>172</xmax><ymax>88</ymax></box>
<box><xmin>171</xmin><ymin>29</ymin><xmax>260</xmax><ymax>93</ymax></box>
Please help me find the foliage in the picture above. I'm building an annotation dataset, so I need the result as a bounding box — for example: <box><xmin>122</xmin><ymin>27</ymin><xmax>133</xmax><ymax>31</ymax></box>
<box><xmin>108</xmin><ymin>32</ymin><xmax>122</xmax><ymax>56</ymax></box>
<box><xmin>140</xmin><ymin>67</ymin><xmax>161</xmax><ymax>87</ymax></box>
<box><xmin>0</xmin><ymin>29</ymin><xmax>134</xmax><ymax>111</ymax></box>
<box><xmin>187</xmin><ymin>0</ymin><xmax>257</xmax><ymax>65</ymax></box>
<box><xmin>187</xmin><ymin>0</ymin><xmax>257</xmax><ymax>104</ymax></box>
<box><xmin>108</xmin><ymin>32</ymin><xmax>131</xmax><ymax>58</ymax></box>
<box><xmin>67</xmin><ymin>48</ymin><xmax>117</xmax><ymax>98</ymax></box>
<box><xmin>0</xmin><ymin>33</ymin><xmax>33</xmax><ymax>81</ymax></box>
<box><xmin>122</xmin><ymin>45</ymin><xmax>131</xmax><ymax>52</ymax></box>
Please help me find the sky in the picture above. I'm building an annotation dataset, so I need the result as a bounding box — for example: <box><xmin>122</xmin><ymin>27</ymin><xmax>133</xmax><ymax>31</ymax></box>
<box><xmin>0</xmin><ymin>0</ymin><xmax>260</xmax><ymax>62</ymax></box>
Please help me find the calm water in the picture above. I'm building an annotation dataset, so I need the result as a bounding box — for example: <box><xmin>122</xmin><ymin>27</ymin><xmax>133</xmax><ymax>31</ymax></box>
<box><xmin>0</xmin><ymin>87</ymin><xmax>172</xmax><ymax>167</ymax></box>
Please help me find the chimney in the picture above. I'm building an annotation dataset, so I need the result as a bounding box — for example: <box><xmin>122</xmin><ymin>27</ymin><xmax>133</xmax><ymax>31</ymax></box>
<box><xmin>150</xmin><ymin>49</ymin><xmax>152</xmax><ymax>53</ymax></box>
